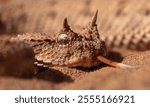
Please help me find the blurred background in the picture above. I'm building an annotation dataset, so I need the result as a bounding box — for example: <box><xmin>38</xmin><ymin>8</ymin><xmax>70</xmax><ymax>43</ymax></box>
<box><xmin>0</xmin><ymin>0</ymin><xmax>150</xmax><ymax>36</ymax></box>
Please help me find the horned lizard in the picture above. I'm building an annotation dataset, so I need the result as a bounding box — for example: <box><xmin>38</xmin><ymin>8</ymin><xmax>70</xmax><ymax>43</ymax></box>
<box><xmin>16</xmin><ymin>11</ymin><xmax>134</xmax><ymax>69</ymax></box>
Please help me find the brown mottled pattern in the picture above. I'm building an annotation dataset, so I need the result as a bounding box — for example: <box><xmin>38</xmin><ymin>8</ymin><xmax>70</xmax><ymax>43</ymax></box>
<box><xmin>16</xmin><ymin>15</ymin><xmax>106</xmax><ymax>67</ymax></box>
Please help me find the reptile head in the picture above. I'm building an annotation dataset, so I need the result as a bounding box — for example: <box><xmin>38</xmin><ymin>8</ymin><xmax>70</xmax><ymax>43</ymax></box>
<box><xmin>18</xmin><ymin>10</ymin><xmax>107</xmax><ymax>67</ymax></box>
<box><xmin>52</xmin><ymin>10</ymin><xmax>107</xmax><ymax>67</ymax></box>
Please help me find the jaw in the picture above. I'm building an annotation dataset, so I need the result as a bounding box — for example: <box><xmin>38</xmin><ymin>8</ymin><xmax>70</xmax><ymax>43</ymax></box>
<box><xmin>35</xmin><ymin>56</ymin><xmax>101</xmax><ymax>68</ymax></box>
<box><xmin>66</xmin><ymin>56</ymin><xmax>101</xmax><ymax>67</ymax></box>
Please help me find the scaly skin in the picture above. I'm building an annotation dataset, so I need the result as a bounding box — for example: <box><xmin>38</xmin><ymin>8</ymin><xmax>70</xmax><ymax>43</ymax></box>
<box><xmin>0</xmin><ymin>0</ymin><xmax>150</xmax><ymax>69</ymax></box>
<box><xmin>16</xmin><ymin>12</ymin><xmax>107</xmax><ymax>68</ymax></box>
<box><xmin>16</xmin><ymin>11</ymin><xmax>135</xmax><ymax>69</ymax></box>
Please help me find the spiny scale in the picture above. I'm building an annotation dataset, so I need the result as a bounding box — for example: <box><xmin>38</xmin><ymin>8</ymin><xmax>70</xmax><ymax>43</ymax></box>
<box><xmin>16</xmin><ymin>11</ymin><xmax>136</xmax><ymax>69</ymax></box>
<box><xmin>91</xmin><ymin>10</ymin><xmax>98</xmax><ymax>26</ymax></box>
<box><xmin>17</xmin><ymin>12</ymin><xmax>107</xmax><ymax>68</ymax></box>
<box><xmin>63</xmin><ymin>18</ymin><xmax>71</xmax><ymax>31</ymax></box>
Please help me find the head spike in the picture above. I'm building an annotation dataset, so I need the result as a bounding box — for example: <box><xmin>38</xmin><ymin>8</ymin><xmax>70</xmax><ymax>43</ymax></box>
<box><xmin>91</xmin><ymin>10</ymin><xmax>98</xmax><ymax>26</ymax></box>
<box><xmin>63</xmin><ymin>17</ymin><xmax>70</xmax><ymax>30</ymax></box>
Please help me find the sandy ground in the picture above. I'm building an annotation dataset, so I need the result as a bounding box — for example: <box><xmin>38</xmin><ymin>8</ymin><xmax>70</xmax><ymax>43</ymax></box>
<box><xmin>0</xmin><ymin>0</ymin><xmax>150</xmax><ymax>89</ymax></box>
<box><xmin>0</xmin><ymin>49</ymin><xmax>150</xmax><ymax>90</ymax></box>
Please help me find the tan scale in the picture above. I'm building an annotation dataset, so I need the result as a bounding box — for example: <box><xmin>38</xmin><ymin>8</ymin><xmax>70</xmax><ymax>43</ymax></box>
<box><xmin>1</xmin><ymin>0</ymin><xmax>150</xmax><ymax>70</ymax></box>
<box><xmin>16</xmin><ymin>11</ymin><xmax>137</xmax><ymax>69</ymax></box>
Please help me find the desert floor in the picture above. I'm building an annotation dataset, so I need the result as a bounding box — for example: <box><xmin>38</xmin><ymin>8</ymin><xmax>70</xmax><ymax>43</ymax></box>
<box><xmin>0</xmin><ymin>0</ymin><xmax>150</xmax><ymax>89</ymax></box>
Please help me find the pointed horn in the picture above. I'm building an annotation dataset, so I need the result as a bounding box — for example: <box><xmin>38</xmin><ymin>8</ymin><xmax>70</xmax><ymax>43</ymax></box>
<box><xmin>91</xmin><ymin>10</ymin><xmax>98</xmax><ymax>26</ymax></box>
<box><xmin>63</xmin><ymin>17</ymin><xmax>70</xmax><ymax>30</ymax></box>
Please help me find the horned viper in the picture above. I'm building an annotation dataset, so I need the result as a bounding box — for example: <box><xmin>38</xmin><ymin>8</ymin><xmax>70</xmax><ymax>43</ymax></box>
<box><xmin>15</xmin><ymin>11</ymin><xmax>136</xmax><ymax>69</ymax></box>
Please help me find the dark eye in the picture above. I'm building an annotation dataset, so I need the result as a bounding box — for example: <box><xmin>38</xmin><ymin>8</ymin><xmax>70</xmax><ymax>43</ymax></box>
<box><xmin>58</xmin><ymin>34</ymin><xmax>69</xmax><ymax>45</ymax></box>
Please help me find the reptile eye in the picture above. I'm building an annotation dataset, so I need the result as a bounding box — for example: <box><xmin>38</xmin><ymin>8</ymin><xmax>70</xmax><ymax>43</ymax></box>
<box><xmin>58</xmin><ymin>34</ymin><xmax>69</xmax><ymax>45</ymax></box>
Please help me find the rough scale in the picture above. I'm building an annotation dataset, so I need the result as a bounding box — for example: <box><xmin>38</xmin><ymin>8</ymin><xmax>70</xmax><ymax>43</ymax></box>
<box><xmin>16</xmin><ymin>11</ymin><xmax>134</xmax><ymax>69</ymax></box>
<box><xmin>16</xmin><ymin>11</ymin><xmax>108</xmax><ymax>68</ymax></box>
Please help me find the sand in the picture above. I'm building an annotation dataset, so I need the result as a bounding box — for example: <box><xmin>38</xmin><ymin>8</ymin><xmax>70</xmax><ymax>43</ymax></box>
<box><xmin>0</xmin><ymin>0</ymin><xmax>150</xmax><ymax>89</ymax></box>
<box><xmin>0</xmin><ymin>50</ymin><xmax>149</xmax><ymax>90</ymax></box>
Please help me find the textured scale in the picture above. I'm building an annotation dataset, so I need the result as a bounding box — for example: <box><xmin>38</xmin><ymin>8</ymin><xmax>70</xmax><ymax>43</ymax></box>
<box><xmin>1</xmin><ymin>0</ymin><xmax>150</xmax><ymax>68</ymax></box>
<box><xmin>17</xmin><ymin>12</ymin><xmax>107</xmax><ymax>68</ymax></box>
<box><xmin>102</xmin><ymin>18</ymin><xmax>150</xmax><ymax>51</ymax></box>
